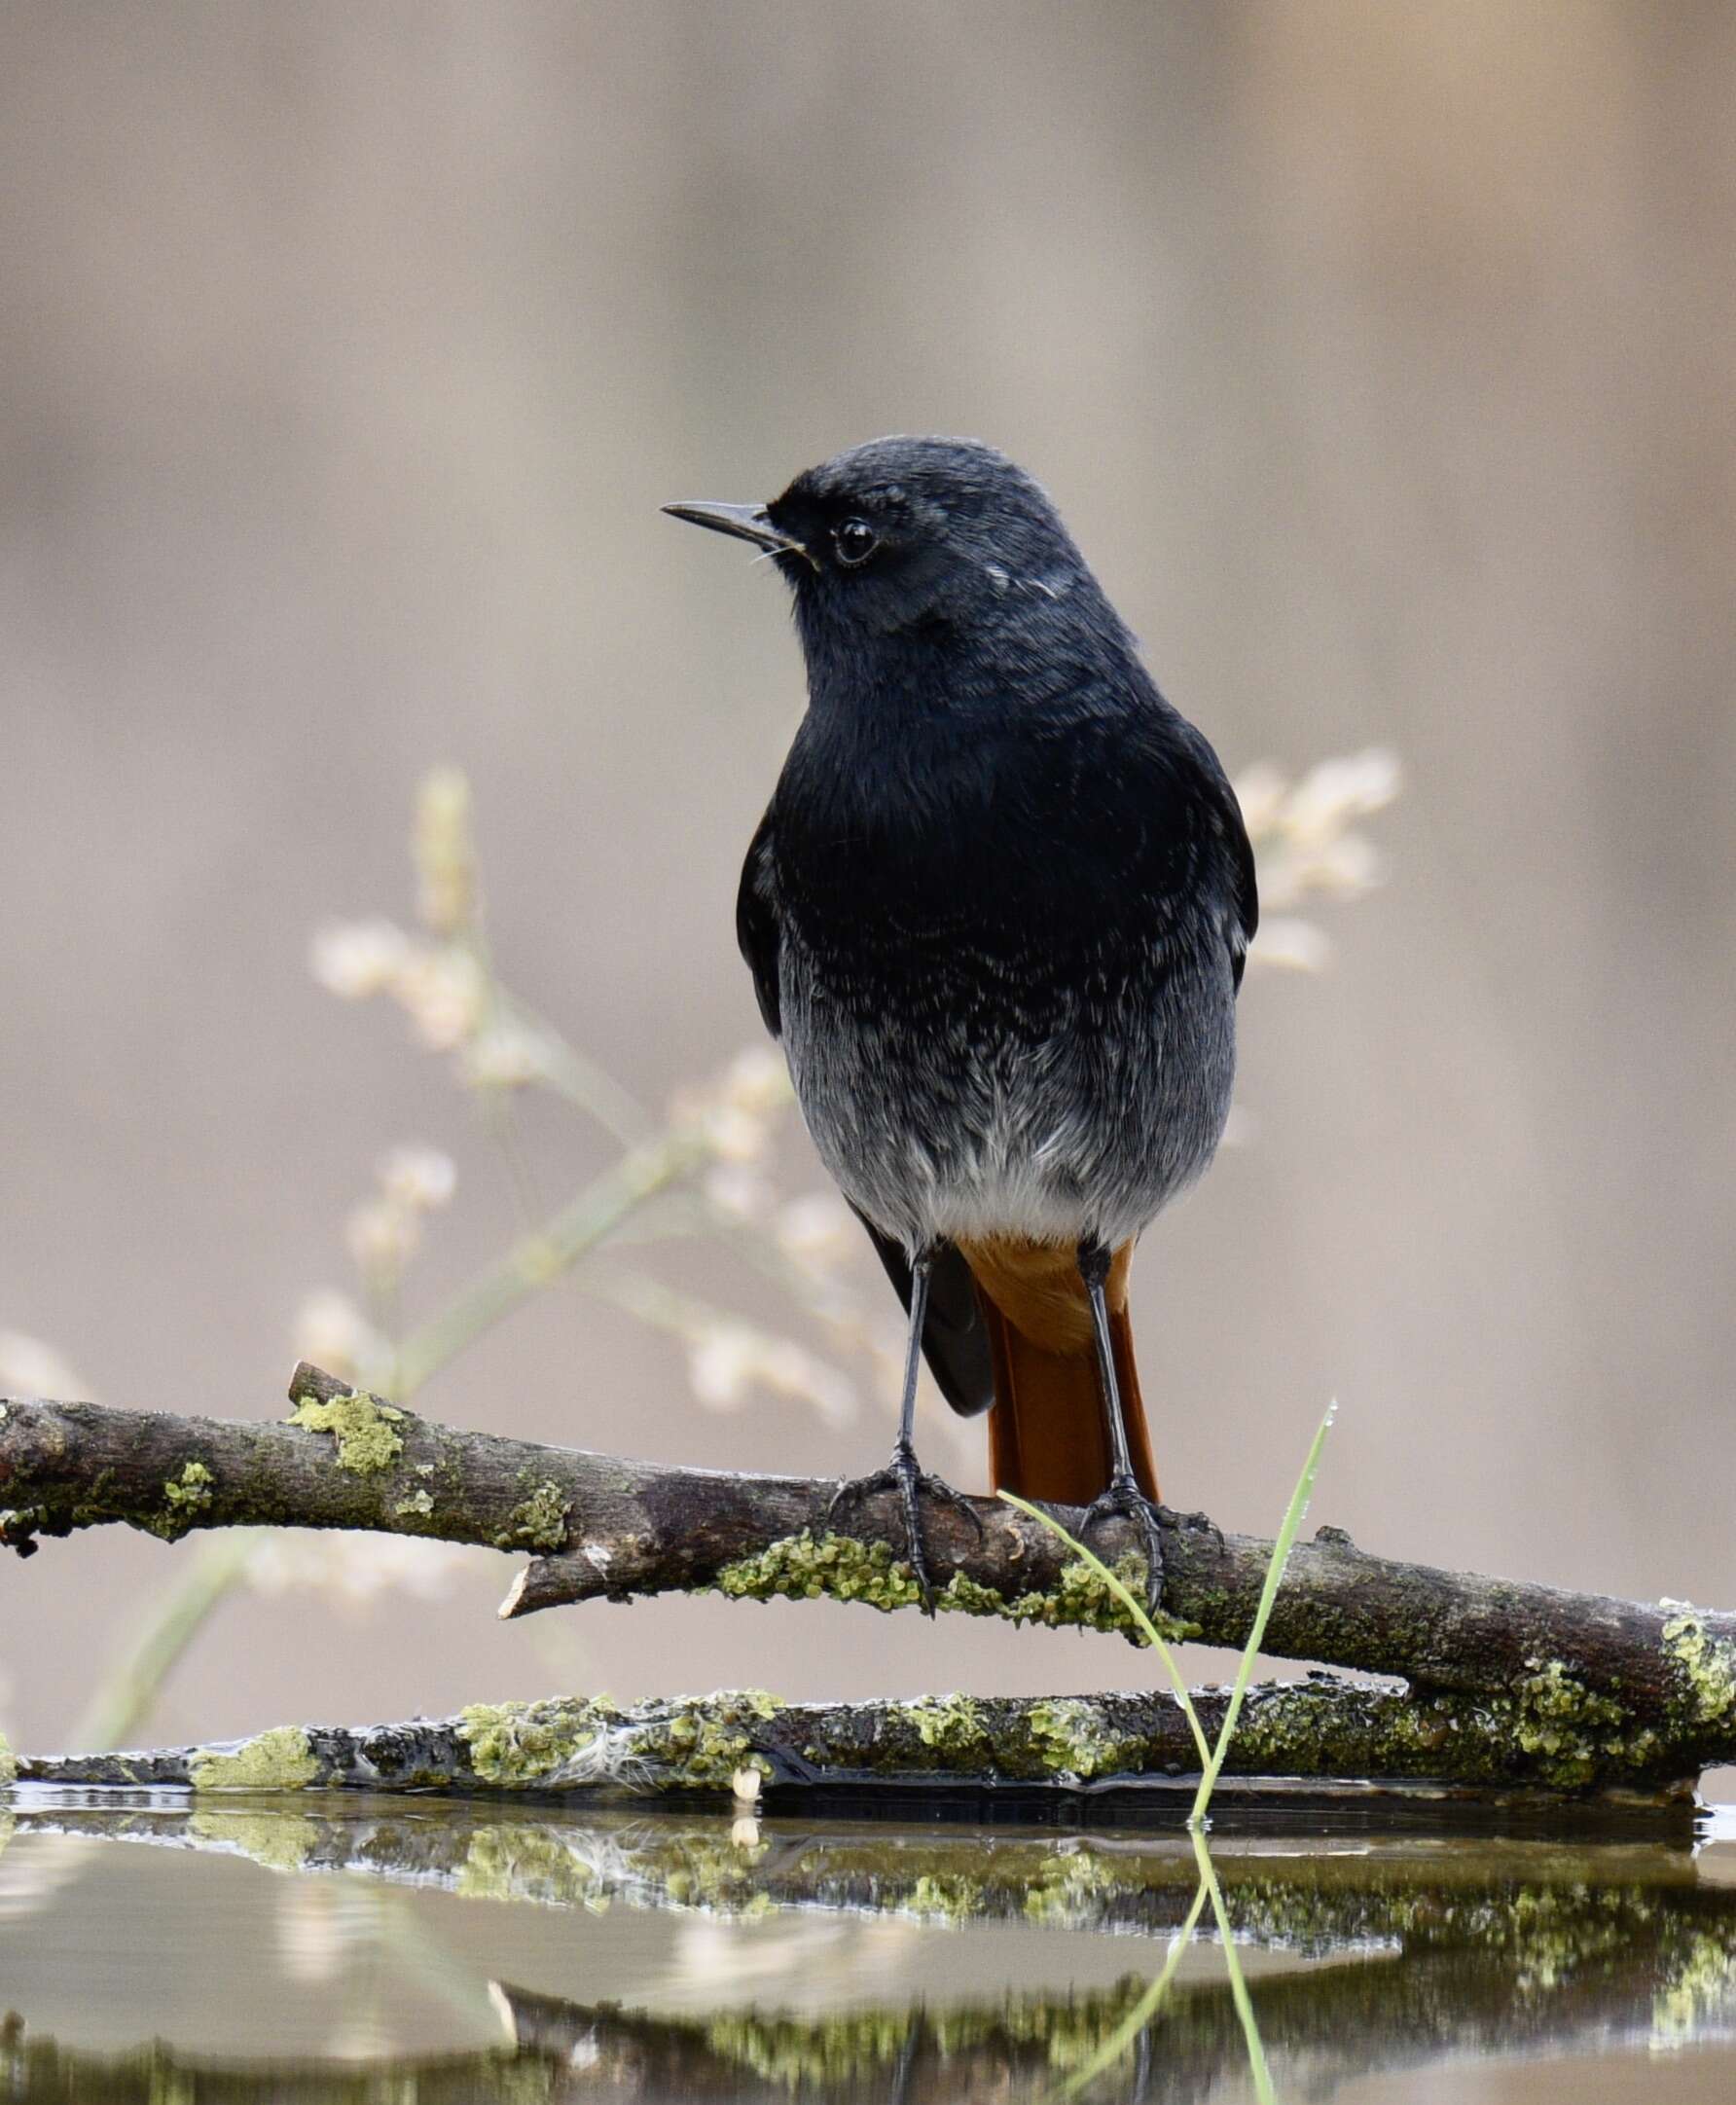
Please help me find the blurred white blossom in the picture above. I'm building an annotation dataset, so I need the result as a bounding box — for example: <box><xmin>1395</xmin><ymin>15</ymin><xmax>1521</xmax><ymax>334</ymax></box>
<box><xmin>0</xmin><ymin>1330</ymin><xmax>88</xmax><ymax>1398</ymax></box>
<box><xmin>308</xmin><ymin>917</ymin><xmax>413</xmax><ymax>1000</ymax></box>
<box><xmin>775</xmin><ymin>1192</ymin><xmax>857</xmax><ymax>1272</ymax></box>
<box><xmin>703</xmin><ymin>1162</ymin><xmax>776</xmax><ymax>1222</ymax></box>
<box><xmin>687</xmin><ymin>1322</ymin><xmax>856</xmax><ymax>1427</ymax></box>
<box><xmin>346</xmin><ymin>1197</ymin><xmax>420</xmax><ymax>1281</ymax></box>
<box><xmin>1235</xmin><ymin>745</ymin><xmax>1401</xmax><ymax>967</ymax></box>
<box><xmin>292</xmin><ymin>1290</ymin><xmax>385</xmax><ymax>1384</ymax></box>
<box><xmin>246</xmin><ymin>1532</ymin><xmax>486</xmax><ymax>1609</ymax></box>
<box><xmin>390</xmin><ymin>944</ymin><xmax>488</xmax><ymax>1050</ymax></box>
<box><xmin>461</xmin><ymin>1019</ymin><xmax>549</xmax><ymax>1089</ymax></box>
<box><xmin>1249</xmin><ymin>917</ymin><xmax>1335</xmax><ymax>973</ymax></box>
<box><xmin>413</xmin><ymin>765</ymin><xmax>477</xmax><ymax>939</ymax></box>
<box><xmin>380</xmin><ymin>1145</ymin><xmax>457</xmax><ymax>1213</ymax></box>
<box><xmin>672</xmin><ymin>1046</ymin><xmax>793</xmax><ymax>1163</ymax></box>
<box><xmin>343</xmin><ymin>1144</ymin><xmax>458</xmax><ymax>1294</ymax></box>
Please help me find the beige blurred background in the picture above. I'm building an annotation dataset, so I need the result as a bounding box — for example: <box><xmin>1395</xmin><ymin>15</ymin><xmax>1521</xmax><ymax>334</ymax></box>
<box><xmin>2</xmin><ymin>1</ymin><xmax>1732</xmax><ymax>1783</ymax></box>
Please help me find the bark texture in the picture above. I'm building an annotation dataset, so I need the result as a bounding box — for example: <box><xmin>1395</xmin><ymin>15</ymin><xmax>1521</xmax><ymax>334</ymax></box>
<box><xmin>3</xmin><ymin>1363</ymin><xmax>1735</xmax><ymax>1796</ymax></box>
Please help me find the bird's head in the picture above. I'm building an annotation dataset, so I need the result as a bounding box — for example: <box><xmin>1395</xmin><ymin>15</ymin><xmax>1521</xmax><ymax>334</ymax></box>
<box><xmin>665</xmin><ymin>437</ymin><xmax>1124</xmax><ymax>687</ymax></box>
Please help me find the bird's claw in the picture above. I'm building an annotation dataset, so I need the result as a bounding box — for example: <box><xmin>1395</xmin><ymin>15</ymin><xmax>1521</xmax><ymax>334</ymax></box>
<box><xmin>829</xmin><ymin>1444</ymin><xmax>982</xmax><ymax>1614</ymax></box>
<box><xmin>1077</xmin><ymin>1472</ymin><xmax>1168</xmax><ymax>1620</ymax></box>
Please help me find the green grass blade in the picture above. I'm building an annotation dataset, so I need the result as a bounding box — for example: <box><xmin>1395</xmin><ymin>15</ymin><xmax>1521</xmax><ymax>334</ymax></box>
<box><xmin>1193</xmin><ymin>1826</ymin><xmax>1276</xmax><ymax>2102</ymax></box>
<box><xmin>1057</xmin><ymin>1866</ymin><xmax>1212</xmax><ymax>2099</ymax></box>
<box><xmin>1190</xmin><ymin>1399</ymin><xmax>1336</xmax><ymax>1825</ymax></box>
<box><xmin>996</xmin><ymin>1490</ymin><xmax>1213</xmax><ymax>1771</ymax></box>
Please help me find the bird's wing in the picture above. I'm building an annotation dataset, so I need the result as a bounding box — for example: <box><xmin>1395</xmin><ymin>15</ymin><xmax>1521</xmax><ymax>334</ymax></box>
<box><xmin>735</xmin><ymin>807</ymin><xmax>783</xmax><ymax>1036</ymax></box>
<box><xmin>854</xmin><ymin>1216</ymin><xmax>997</xmax><ymax>1420</ymax></box>
<box><xmin>1218</xmin><ymin>771</ymin><xmax>1259</xmax><ymax>990</ymax></box>
<box><xmin>739</xmin><ymin>812</ymin><xmax>993</xmax><ymax>1418</ymax></box>
<box><xmin>1170</xmin><ymin>718</ymin><xmax>1258</xmax><ymax>990</ymax></box>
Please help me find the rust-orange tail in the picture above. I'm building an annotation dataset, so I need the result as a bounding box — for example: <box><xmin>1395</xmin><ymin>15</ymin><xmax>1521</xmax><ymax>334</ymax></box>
<box><xmin>959</xmin><ymin>1237</ymin><xmax>1160</xmax><ymax>1506</ymax></box>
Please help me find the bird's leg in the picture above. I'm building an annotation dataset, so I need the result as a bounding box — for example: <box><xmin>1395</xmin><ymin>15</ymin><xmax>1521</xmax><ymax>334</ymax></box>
<box><xmin>828</xmin><ymin>1245</ymin><xmax>982</xmax><ymax>1614</ymax></box>
<box><xmin>1074</xmin><ymin>1235</ymin><xmax>1167</xmax><ymax>1616</ymax></box>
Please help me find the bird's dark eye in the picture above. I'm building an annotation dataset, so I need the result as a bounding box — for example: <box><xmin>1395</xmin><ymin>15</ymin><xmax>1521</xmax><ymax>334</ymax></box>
<box><xmin>833</xmin><ymin>517</ymin><xmax>879</xmax><ymax>567</ymax></box>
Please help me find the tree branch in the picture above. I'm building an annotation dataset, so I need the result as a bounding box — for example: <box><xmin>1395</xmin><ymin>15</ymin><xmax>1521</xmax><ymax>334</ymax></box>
<box><xmin>7</xmin><ymin>1686</ymin><xmax>1698</xmax><ymax>1820</ymax></box>
<box><xmin>3</xmin><ymin>1362</ymin><xmax>1734</xmax><ymax>1794</ymax></box>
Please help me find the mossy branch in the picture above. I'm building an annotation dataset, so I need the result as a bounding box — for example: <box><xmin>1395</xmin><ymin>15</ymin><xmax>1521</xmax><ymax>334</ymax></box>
<box><xmin>1</xmin><ymin>1685</ymin><xmax>1697</xmax><ymax>1817</ymax></box>
<box><xmin>4</xmin><ymin>1363</ymin><xmax>1736</xmax><ymax>1794</ymax></box>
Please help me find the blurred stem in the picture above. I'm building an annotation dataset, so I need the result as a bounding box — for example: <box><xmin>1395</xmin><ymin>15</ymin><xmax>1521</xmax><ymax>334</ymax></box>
<box><xmin>512</xmin><ymin>997</ymin><xmax>652</xmax><ymax>1143</ymax></box>
<box><xmin>72</xmin><ymin>1534</ymin><xmax>258</xmax><ymax>1753</ymax></box>
<box><xmin>78</xmin><ymin>1126</ymin><xmax>704</xmax><ymax>1750</ymax></box>
<box><xmin>383</xmin><ymin>1126</ymin><xmax>706</xmax><ymax>1399</ymax></box>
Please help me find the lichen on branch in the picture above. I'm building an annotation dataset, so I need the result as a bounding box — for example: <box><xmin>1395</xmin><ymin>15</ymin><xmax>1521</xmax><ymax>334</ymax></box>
<box><xmin>5</xmin><ymin>1364</ymin><xmax>1736</xmax><ymax>1797</ymax></box>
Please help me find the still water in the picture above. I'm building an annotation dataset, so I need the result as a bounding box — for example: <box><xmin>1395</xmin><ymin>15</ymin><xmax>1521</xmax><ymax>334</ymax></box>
<box><xmin>3</xmin><ymin>1788</ymin><xmax>1734</xmax><ymax>2101</ymax></box>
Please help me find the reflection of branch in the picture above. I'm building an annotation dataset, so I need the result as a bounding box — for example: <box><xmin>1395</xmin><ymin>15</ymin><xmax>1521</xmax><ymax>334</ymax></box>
<box><xmin>5</xmin><ymin>1362</ymin><xmax>1736</xmax><ymax>1794</ymax></box>
<box><xmin>8</xmin><ymin>1800</ymin><xmax>1735</xmax><ymax>2101</ymax></box>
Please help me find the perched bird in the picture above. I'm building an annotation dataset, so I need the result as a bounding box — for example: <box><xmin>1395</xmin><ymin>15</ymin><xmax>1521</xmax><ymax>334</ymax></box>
<box><xmin>666</xmin><ymin>438</ymin><xmax>1255</xmax><ymax>1608</ymax></box>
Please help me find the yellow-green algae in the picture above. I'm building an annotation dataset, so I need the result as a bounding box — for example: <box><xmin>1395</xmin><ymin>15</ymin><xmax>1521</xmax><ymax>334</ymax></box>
<box><xmin>189</xmin><ymin>1724</ymin><xmax>321</xmax><ymax>1792</ymax></box>
<box><xmin>287</xmin><ymin>1388</ymin><xmax>405</xmax><ymax>1473</ymax></box>
<box><xmin>395</xmin><ymin>1487</ymin><xmax>434</xmax><ymax>1516</ymax></box>
<box><xmin>714</xmin><ymin>1529</ymin><xmax>1195</xmax><ymax>1642</ymax></box>
<box><xmin>1662</xmin><ymin>1604</ymin><xmax>1736</xmax><ymax>1725</ymax></box>
<box><xmin>0</xmin><ymin>1730</ymin><xmax>16</xmax><ymax>1790</ymax></box>
<box><xmin>494</xmin><ymin>1478</ymin><xmax>571</xmax><ymax>1552</ymax></box>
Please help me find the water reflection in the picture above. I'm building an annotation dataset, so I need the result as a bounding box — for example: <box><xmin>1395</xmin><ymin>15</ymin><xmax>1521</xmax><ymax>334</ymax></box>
<box><xmin>3</xmin><ymin>1789</ymin><xmax>1735</xmax><ymax>2100</ymax></box>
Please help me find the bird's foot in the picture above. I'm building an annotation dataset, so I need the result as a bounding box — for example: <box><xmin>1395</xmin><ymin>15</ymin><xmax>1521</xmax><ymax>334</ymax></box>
<box><xmin>1077</xmin><ymin>1472</ymin><xmax>1168</xmax><ymax>1619</ymax></box>
<box><xmin>829</xmin><ymin>1443</ymin><xmax>983</xmax><ymax>1615</ymax></box>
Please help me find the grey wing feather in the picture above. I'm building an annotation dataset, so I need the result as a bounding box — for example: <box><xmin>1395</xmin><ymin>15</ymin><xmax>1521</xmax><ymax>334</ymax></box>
<box><xmin>739</xmin><ymin>812</ymin><xmax>994</xmax><ymax>1418</ymax></box>
<box><xmin>855</xmin><ymin>1215</ymin><xmax>996</xmax><ymax>1420</ymax></box>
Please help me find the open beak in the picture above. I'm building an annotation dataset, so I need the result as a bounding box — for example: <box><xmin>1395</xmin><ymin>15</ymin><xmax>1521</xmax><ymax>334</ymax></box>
<box><xmin>661</xmin><ymin>500</ymin><xmax>809</xmax><ymax>561</ymax></box>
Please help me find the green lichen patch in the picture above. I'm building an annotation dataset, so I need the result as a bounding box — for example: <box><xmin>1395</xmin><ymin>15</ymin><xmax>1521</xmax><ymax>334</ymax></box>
<box><xmin>713</xmin><ymin>1530</ymin><xmax>1196</xmax><ymax>1642</ymax></box>
<box><xmin>457</xmin><ymin>1697</ymin><xmax>617</xmax><ymax>1789</ymax></box>
<box><xmin>717</xmin><ymin>1531</ymin><xmax>922</xmax><ymax>1612</ymax></box>
<box><xmin>623</xmin><ymin>1689</ymin><xmax>786</xmax><ymax>1791</ymax></box>
<box><xmin>1663</xmin><ymin>1606</ymin><xmax>1736</xmax><ymax>1726</ymax></box>
<box><xmin>457</xmin><ymin>1689</ymin><xmax>787</xmax><ymax>1794</ymax></box>
<box><xmin>494</xmin><ymin>1479</ymin><xmax>571</xmax><ymax>1553</ymax></box>
<box><xmin>457</xmin><ymin>1822</ymin><xmax>604</xmax><ymax>1907</ymax></box>
<box><xmin>287</xmin><ymin>1388</ymin><xmax>405</xmax><ymax>1474</ymax></box>
<box><xmin>905</xmin><ymin>1693</ymin><xmax>988</xmax><ymax>1760</ymax></box>
<box><xmin>1511</xmin><ymin>1660</ymin><xmax>1633</xmax><ymax>1789</ymax></box>
<box><xmin>1022</xmin><ymin>1847</ymin><xmax>1125</xmax><ymax>1924</ymax></box>
<box><xmin>0</xmin><ymin>1730</ymin><xmax>16</xmax><ymax>1790</ymax></box>
<box><xmin>189</xmin><ymin>1725</ymin><xmax>321</xmax><ymax>1792</ymax></box>
<box><xmin>1027</xmin><ymin>1697</ymin><xmax>1143</xmax><ymax>1780</ymax></box>
<box><xmin>151</xmin><ymin>1460</ymin><xmax>214</xmax><ymax>1540</ymax></box>
<box><xmin>190</xmin><ymin>1806</ymin><xmax>322</xmax><ymax>1872</ymax></box>
<box><xmin>1018</xmin><ymin>1552</ymin><xmax>1196</xmax><ymax>1642</ymax></box>
<box><xmin>395</xmin><ymin>1488</ymin><xmax>434</xmax><ymax>1517</ymax></box>
<box><xmin>1654</xmin><ymin>1925</ymin><xmax>1736</xmax><ymax>2046</ymax></box>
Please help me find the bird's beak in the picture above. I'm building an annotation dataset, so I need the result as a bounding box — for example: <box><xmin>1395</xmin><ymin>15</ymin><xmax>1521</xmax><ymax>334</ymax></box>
<box><xmin>661</xmin><ymin>500</ymin><xmax>809</xmax><ymax>561</ymax></box>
